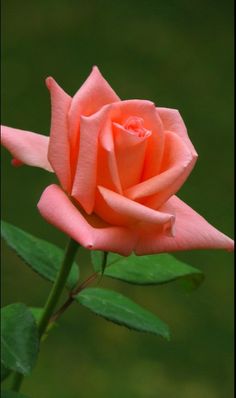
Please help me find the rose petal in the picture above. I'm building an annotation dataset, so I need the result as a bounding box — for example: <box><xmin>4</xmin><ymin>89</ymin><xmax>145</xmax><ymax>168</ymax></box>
<box><xmin>97</xmin><ymin>186</ymin><xmax>175</xmax><ymax>234</ymax></box>
<box><xmin>46</xmin><ymin>77</ymin><xmax>72</xmax><ymax>192</ymax></box>
<box><xmin>99</xmin><ymin>118</ymin><xmax>123</xmax><ymax>193</ymax></box>
<box><xmin>157</xmin><ymin>107</ymin><xmax>198</xmax><ymax>157</ymax></box>
<box><xmin>112</xmin><ymin>123</ymin><xmax>150</xmax><ymax>190</ymax></box>
<box><xmin>125</xmin><ymin>131</ymin><xmax>195</xmax><ymax>207</ymax></box>
<box><xmin>135</xmin><ymin>195</ymin><xmax>234</xmax><ymax>254</ymax></box>
<box><xmin>98</xmin><ymin>100</ymin><xmax>165</xmax><ymax>193</ymax></box>
<box><xmin>1</xmin><ymin>125</ymin><xmax>52</xmax><ymax>171</ymax></box>
<box><xmin>111</xmin><ymin>100</ymin><xmax>165</xmax><ymax>180</ymax></box>
<box><xmin>71</xmin><ymin>106</ymin><xmax>110</xmax><ymax>214</ymax></box>
<box><xmin>68</xmin><ymin>66</ymin><xmax>120</xmax><ymax>150</ymax></box>
<box><xmin>37</xmin><ymin>184</ymin><xmax>137</xmax><ymax>256</ymax></box>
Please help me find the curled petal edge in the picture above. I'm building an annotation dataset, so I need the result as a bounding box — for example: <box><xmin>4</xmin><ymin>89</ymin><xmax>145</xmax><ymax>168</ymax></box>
<box><xmin>135</xmin><ymin>195</ymin><xmax>234</xmax><ymax>255</ymax></box>
<box><xmin>37</xmin><ymin>184</ymin><xmax>137</xmax><ymax>256</ymax></box>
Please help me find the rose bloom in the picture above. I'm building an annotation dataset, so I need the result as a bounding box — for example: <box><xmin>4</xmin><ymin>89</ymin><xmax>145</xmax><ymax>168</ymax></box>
<box><xmin>1</xmin><ymin>67</ymin><xmax>234</xmax><ymax>255</ymax></box>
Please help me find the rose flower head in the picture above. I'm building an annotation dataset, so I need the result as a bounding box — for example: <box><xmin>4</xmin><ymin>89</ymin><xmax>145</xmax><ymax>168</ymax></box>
<box><xmin>1</xmin><ymin>67</ymin><xmax>234</xmax><ymax>255</ymax></box>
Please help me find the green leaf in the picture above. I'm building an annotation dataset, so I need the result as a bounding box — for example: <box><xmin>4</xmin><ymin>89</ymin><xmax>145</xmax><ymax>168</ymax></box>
<box><xmin>1</xmin><ymin>221</ymin><xmax>79</xmax><ymax>289</ymax></box>
<box><xmin>101</xmin><ymin>252</ymin><xmax>108</xmax><ymax>276</ymax></box>
<box><xmin>29</xmin><ymin>307</ymin><xmax>44</xmax><ymax>324</ymax></box>
<box><xmin>1</xmin><ymin>391</ymin><xmax>29</xmax><ymax>398</ymax></box>
<box><xmin>29</xmin><ymin>307</ymin><xmax>44</xmax><ymax>323</ymax></box>
<box><xmin>91</xmin><ymin>251</ymin><xmax>108</xmax><ymax>277</ymax></box>
<box><xmin>1</xmin><ymin>303</ymin><xmax>39</xmax><ymax>375</ymax></box>
<box><xmin>91</xmin><ymin>251</ymin><xmax>204</xmax><ymax>288</ymax></box>
<box><xmin>1</xmin><ymin>362</ymin><xmax>11</xmax><ymax>382</ymax></box>
<box><xmin>76</xmin><ymin>288</ymin><xmax>170</xmax><ymax>339</ymax></box>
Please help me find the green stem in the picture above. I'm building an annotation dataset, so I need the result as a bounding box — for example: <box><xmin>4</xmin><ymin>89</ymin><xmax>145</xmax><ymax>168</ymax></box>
<box><xmin>37</xmin><ymin>238</ymin><xmax>79</xmax><ymax>338</ymax></box>
<box><xmin>49</xmin><ymin>250</ymin><xmax>108</xmax><ymax>323</ymax></box>
<box><xmin>11</xmin><ymin>238</ymin><xmax>79</xmax><ymax>392</ymax></box>
<box><xmin>11</xmin><ymin>372</ymin><xmax>24</xmax><ymax>392</ymax></box>
<box><xmin>49</xmin><ymin>272</ymin><xmax>98</xmax><ymax>323</ymax></box>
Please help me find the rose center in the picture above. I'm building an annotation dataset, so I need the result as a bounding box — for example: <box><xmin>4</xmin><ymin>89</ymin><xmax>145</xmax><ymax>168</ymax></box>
<box><xmin>123</xmin><ymin>116</ymin><xmax>151</xmax><ymax>138</ymax></box>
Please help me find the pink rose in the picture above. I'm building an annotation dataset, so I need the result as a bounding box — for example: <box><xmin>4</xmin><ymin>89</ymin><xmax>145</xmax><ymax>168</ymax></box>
<box><xmin>1</xmin><ymin>67</ymin><xmax>234</xmax><ymax>255</ymax></box>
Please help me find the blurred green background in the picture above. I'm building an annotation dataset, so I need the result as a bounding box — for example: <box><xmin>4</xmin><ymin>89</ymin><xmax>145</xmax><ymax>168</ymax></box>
<box><xmin>1</xmin><ymin>1</ymin><xmax>234</xmax><ymax>397</ymax></box>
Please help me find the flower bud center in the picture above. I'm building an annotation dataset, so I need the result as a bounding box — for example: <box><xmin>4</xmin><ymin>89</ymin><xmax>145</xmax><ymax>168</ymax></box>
<box><xmin>123</xmin><ymin>116</ymin><xmax>151</xmax><ymax>138</ymax></box>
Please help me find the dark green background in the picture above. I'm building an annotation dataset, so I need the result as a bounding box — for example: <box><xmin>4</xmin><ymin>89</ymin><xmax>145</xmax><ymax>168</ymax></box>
<box><xmin>1</xmin><ymin>1</ymin><xmax>234</xmax><ymax>397</ymax></box>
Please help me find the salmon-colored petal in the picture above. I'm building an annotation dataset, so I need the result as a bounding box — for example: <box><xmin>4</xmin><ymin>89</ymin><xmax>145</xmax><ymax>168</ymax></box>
<box><xmin>94</xmin><ymin>188</ymin><xmax>130</xmax><ymax>226</ymax></box>
<box><xmin>98</xmin><ymin>186</ymin><xmax>175</xmax><ymax>234</ymax></box>
<box><xmin>1</xmin><ymin>125</ymin><xmax>53</xmax><ymax>171</ymax></box>
<box><xmin>97</xmin><ymin>100</ymin><xmax>165</xmax><ymax>193</ymax></box>
<box><xmin>135</xmin><ymin>195</ymin><xmax>234</xmax><ymax>254</ymax></box>
<box><xmin>68</xmin><ymin>66</ymin><xmax>120</xmax><ymax>149</ymax></box>
<box><xmin>112</xmin><ymin>123</ymin><xmax>149</xmax><ymax>190</ymax></box>
<box><xmin>110</xmin><ymin>100</ymin><xmax>161</xmax><ymax>127</ymax></box>
<box><xmin>125</xmin><ymin>131</ymin><xmax>195</xmax><ymax>207</ymax></box>
<box><xmin>111</xmin><ymin>100</ymin><xmax>165</xmax><ymax>180</ymax></box>
<box><xmin>157</xmin><ymin>107</ymin><xmax>198</xmax><ymax>157</ymax></box>
<box><xmin>71</xmin><ymin>106</ymin><xmax>110</xmax><ymax>214</ymax></box>
<box><xmin>37</xmin><ymin>184</ymin><xmax>136</xmax><ymax>255</ymax></box>
<box><xmin>142</xmin><ymin>126</ymin><xmax>164</xmax><ymax>181</ymax></box>
<box><xmin>99</xmin><ymin>118</ymin><xmax>123</xmax><ymax>193</ymax></box>
<box><xmin>46</xmin><ymin>77</ymin><xmax>72</xmax><ymax>192</ymax></box>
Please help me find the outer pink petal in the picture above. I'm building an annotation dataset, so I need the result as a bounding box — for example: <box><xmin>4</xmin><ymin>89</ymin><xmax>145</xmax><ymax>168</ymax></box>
<box><xmin>1</xmin><ymin>126</ymin><xmax>53</xmax><ymax>171</ymax></box>
<box><xmin>157</xmin><ymin>107</ymin><xmax>198</xmax><ymax>157</ymax></box>
<box><xmin>68</xmin><ymin>66</ymin><xmax>120</xmax><ymax>149</ymax></box>
<box><xmin>71</xmin><ymin>106</ymin><xmax>110</xmax><ymax>214</ymax></box>
<box><xmin>46</xmin><ymin>77</ymin><xmax>72</xmax><ymax>192</ymax></box>
<box><xmin>135</xmin><ymin>195</ymin><xmax>234</xmax><ymax>254</ymax></box>
<box><xmin>125</xmin><ymin>131</ymin><xmax>195</xmax><ymax>206</ymax></box>
<box><xmin>37</xmin><ymin>184</ymin><xmax>137</xmax><ymax>255</ymax></box>
<box><xmin>97</xmin><ymin>186</ymin><xmax>175</xmax><ymax>235</ymax></box>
